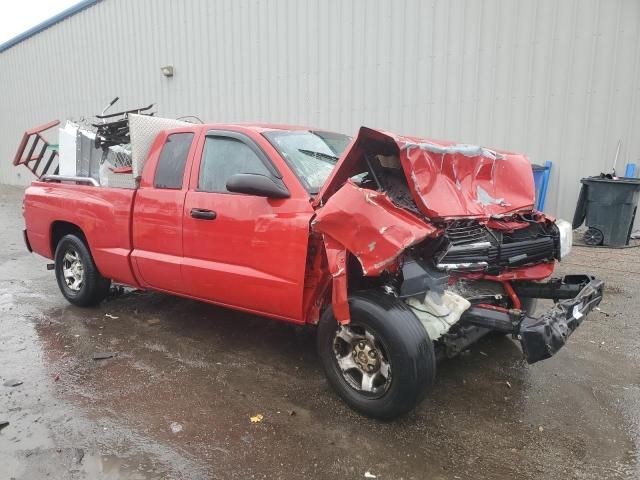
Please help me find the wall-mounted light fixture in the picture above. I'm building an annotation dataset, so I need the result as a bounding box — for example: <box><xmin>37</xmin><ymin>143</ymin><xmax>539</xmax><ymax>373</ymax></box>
<box><xmin>161</xmin><ymin>65</ymin><xmax>174</xmax><ymax>77</ymax></box>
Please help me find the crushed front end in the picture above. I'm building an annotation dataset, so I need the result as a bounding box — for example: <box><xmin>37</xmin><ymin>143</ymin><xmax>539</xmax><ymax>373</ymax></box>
<box><xmin>311</xmin><ymin>127</ymin><xmax>603</xmax><ymax>364</ymax></box>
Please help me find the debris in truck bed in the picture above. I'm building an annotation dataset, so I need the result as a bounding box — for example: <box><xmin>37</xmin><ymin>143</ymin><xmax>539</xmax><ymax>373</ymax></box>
<box><xmin>12</xmin><ymin>98</ymin><xmax>190</xmax><ymax>188</ymax></box>
<box><xmin>12</xmin><ymin>120</ymin><xmax>61</xmax><ymax>179</ymax></box>
<box><xmin>93</xmin><ymin>98</ymin><xmax>154</xmax><ymax>149</ymax></box>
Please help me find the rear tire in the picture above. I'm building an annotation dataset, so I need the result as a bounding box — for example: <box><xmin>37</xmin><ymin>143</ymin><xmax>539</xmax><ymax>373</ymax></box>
<box><xmin>317</xmin><ymin>290</ymin><xmax>436</xmax><ymax>420</ymax></box>
<box><xmin>54</xmin><ymin>234</ymin><xmax>111</xmax><ymax>307</ymax></box>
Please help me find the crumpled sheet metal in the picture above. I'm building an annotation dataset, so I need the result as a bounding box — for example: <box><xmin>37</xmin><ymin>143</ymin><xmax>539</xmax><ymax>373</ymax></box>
<box><xmin>400</xmin><ymin>138</ymin><xmax>535</xmax><ymax>218</ymax></box>
<box><xmin>316</xmin><ymin>127</ymin><xmax>536</xmax><ymax>220</ymax></box>
<box><xmin>322</xmin><ymin>235</ymin><xmax>350</xmax><ymax>324</ymax></box>
<box><xmin>486</xmin><ymin>218</ymin><xmax>531</xmax><ymax>231</ymax></box>
<box><xmin>312</xmin><ymin>181</ymin><xmax>438</xmax><ymax>277</ymax></box>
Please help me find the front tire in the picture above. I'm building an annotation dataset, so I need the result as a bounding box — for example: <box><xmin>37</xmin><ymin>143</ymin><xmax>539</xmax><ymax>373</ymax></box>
<box><xmin>54</xmin><ymin>234</ymin><xmax>111</xmax><ymax>307</ymax></box>
<box><xmin>317</xmin><ymin>290</ymin><xmax>436</xmax><ymax>420</ymax></box>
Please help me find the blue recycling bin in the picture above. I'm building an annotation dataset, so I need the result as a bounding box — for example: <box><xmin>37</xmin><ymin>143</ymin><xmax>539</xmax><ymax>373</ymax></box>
<box><xmin>531</xmin><ymin>161</ymin><xmax>552</xmax><ymax>211</ymax></box>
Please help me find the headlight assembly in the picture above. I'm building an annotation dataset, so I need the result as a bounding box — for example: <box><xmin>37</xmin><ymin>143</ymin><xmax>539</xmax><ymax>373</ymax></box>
<box><xmin>555</xmin><ymin>219</ymin><xmax>573</xmax><ymax>260</ymax></box>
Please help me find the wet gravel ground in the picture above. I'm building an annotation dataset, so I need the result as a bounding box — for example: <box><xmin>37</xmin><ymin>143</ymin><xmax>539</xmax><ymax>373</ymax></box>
<box><xmin>0</xmin><ymin>184</ymin><xmax>638</xmax><ymax>480</ymax></box>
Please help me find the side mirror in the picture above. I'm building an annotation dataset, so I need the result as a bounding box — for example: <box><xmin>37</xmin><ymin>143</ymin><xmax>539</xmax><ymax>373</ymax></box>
<box><xmin>226</xmin><ymin>173</ymin><xmax>290</xmax><ymax>199</ymax></box>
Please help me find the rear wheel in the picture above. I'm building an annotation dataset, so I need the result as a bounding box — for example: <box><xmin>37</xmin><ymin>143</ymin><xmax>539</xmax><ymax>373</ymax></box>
<box><xmin>54</xmin><ymin>234</ymin><xmax>111</xmax><ymax>307</ymax></box>
<box><xmin>317</xmin><ymin>291</ymin><xmax>435</xmax><ymax>420</ymax></box>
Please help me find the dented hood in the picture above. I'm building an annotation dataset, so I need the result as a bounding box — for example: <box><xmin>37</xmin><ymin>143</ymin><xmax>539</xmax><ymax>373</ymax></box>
<box><xmin>315</xmin><ymin>127</ymin><xmax>536</xmax><ymax>219</ymax></box>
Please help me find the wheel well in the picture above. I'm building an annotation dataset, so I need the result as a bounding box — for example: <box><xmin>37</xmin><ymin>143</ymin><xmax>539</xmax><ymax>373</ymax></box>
<box><xmin>346</xmin><ymin>253</ymin><xmax>364</xmax><ymax>291</ymax></box>
<box><xmin>346</xmin><ymin>252</ymin><xmax>388</xmax><ymax>292</ymax></box>
<box><xmin>51</xmin><ymin>221</ymin><xmax>86</xmax><ymax>255</ymax></box>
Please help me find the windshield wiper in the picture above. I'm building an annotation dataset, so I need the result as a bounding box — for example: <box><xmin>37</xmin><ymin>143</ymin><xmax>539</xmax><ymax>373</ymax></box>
<box><xmin>298</xmin><ymin>149</ymin><xmax>339</xmax><ymax>164</ymax></box>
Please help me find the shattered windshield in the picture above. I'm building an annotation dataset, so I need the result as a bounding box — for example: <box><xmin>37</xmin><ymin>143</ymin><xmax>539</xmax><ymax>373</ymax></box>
<box><xmin>263</xmin><ymin>130</ymin><xmax>351</xmax><ymax>194</ymax></box>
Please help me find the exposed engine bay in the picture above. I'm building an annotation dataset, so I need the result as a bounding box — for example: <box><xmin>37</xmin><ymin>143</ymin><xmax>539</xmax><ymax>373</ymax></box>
<box><xmin>311</xmin><ymin>127</ymin><xmax>597</xmax><ymax>363</ymax></box>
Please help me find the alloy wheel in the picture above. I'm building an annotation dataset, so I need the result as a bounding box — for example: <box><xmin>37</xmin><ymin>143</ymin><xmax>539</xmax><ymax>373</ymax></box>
<box><xmin>332</xmin><ymin>324</ymin><xmax>392</xmax><ymax>397</ymax></box>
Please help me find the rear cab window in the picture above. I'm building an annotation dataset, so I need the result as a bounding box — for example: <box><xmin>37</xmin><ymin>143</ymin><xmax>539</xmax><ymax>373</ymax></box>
<box><xmin>154</xmin><ymin>133</ymin><xmax>194</xmax><ymax>189</ymax></box>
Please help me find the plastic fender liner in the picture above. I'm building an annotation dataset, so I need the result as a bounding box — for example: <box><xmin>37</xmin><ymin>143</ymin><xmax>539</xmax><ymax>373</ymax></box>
<box><xmin>398</xmin><ymin>258</ymin><xmax>449</xmax><ymax>298</ymax></box>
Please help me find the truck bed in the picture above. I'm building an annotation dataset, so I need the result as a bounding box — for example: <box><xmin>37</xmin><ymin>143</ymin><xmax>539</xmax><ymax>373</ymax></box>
<box><xmin>24</xmin><ymin>181</ymin><xmax>139</xmax><ymax>286</ymax></box>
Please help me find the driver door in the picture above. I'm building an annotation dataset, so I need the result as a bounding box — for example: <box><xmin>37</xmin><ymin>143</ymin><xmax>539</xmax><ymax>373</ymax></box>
<box><xmin>182</xmin><ymin>130</ymin><xmax>313</xmax><ymax>322</ymax></box>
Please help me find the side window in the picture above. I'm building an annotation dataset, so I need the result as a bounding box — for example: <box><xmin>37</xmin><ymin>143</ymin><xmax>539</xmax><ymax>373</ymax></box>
<box><xmin>154</xmin><ymin>133</ymin><xmax>194</xmax><ymax>189</ymax></box>
<box><xmin>198</xmin><ymin>136</ymin><xmax>271</xmax><ymax>193</ymax></box>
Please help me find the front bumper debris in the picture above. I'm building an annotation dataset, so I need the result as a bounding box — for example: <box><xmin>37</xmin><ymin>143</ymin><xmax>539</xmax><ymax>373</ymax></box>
<box><xmin>518</xmin><ymin>276</ymin><xmax>603</xmax><ymax>363</ymax></box>
<box><xmin>460</xmin><ymin>275</ymin><xmax>604</xmax><ymax>364</ymax></box>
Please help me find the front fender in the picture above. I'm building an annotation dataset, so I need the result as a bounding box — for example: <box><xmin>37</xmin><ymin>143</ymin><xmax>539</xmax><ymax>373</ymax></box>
<box><xmin>312</xmin><ymin>181</ymin><xmax>438</xmax><ymax>323</ymax></box>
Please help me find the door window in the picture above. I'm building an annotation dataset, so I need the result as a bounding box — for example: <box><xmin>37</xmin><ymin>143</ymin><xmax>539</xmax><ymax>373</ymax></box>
<box><xmin>198</xmin><ymin>137</ymin><xmax>271</xmax><ymax>193</ymax></box>
<box><xmin>154</xmin><ymin>133</ymin><xmax>194</xmax><ymax>189</ymax></box>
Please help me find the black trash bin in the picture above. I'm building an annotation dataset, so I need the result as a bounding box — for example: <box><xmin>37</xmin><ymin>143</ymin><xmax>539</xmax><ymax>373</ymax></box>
<box><xmin>573</xmin><ymin>177</ymin><xmax>640</xmax><ymax>247</ymax></box>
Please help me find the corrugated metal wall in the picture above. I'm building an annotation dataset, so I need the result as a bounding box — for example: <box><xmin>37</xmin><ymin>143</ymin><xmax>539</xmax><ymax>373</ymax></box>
<box><xmin>1</xmin><ymin>0</ymin><xmax>639</xmax><ymax>222</ymax></box>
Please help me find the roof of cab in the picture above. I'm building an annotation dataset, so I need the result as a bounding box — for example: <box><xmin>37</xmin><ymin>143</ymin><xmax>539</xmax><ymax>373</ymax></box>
<box><xmin>202</xmin><ymin>123</ymin><xmax>318</xmax><ymax>133</ymax></box>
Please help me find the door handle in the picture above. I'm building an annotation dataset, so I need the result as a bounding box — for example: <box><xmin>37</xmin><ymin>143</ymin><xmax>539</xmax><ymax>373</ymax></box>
<box><xmin>190</xmin><ymin>208</ymin><xmax>217</xmax><ymax>220</ymax></box>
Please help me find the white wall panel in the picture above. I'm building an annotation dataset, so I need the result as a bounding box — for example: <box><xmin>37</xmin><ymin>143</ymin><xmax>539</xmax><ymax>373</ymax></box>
<box><xmin>1</xmin><ymin>0</ymin><xmax>640</xmax><ymax>223</ymax></box>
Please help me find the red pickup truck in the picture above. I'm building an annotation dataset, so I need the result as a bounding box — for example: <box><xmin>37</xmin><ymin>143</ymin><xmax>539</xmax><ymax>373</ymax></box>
<box><xmin>22</xmin><ymin>123</ymin><xmax>603</xmax><ymax>419</ymax></box>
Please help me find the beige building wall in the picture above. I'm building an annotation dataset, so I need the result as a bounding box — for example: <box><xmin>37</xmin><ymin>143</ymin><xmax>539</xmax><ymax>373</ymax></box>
<box><xmin>2</xmin><ymin>0</ymin><xmax>639</xmax><ymax>222</ymax></box>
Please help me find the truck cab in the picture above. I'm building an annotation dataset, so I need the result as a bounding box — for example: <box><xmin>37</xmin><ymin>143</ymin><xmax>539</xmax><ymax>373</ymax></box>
<box><xmin>131</xmin><ymin>125</ymin><xmax>325</xmax><ymax>322</ymax></box>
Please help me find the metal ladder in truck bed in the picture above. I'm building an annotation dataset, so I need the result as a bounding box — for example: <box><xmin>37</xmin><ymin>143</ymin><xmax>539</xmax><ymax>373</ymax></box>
<box><xmin>12</xmin><ymin>120</ymin><xmax>61</xmax><ymax>179</ymax></box>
